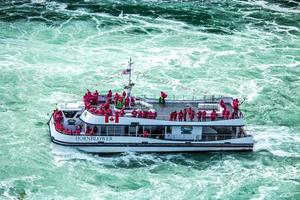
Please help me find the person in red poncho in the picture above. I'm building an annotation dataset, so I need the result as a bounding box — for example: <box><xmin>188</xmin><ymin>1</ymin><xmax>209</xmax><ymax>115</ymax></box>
<box><xmin>178</xmin><ymin>110</ymin><xmax>183</xmax><ymax>121</ymax></box>
<box><xmin>232</xmin><ymin>98</ymin><xmax>239</xmax><ymax>119</ymax></box>
<box><xmin>93</xmin><ymin>90</ymin><xmax>99</xmax><ymax>105</ymax></box>
<box><xmin>197</xmin><ymin>110</ymin><xmax>202</xmax><ymax>121</ymax></box>
<box><xmin>173</xmin><ymin>111</ymin><xmax>178</xmax><ymax>121</ymax></box>
<box><xmin>169</xmin><ymin>112</ymin><xmax>173</xmax><ymax>121</ymax></box>
<box><xmin>222</xmin><ymin>108</ymin><xmax>227</xmax><ymax>119</ymax></box>
<box><xmin>153</xmin><ymin>111</ymin><xmax>157</xmax><ymax>119</ymax></box>
<box><xmin>202</xmin><ymin>110</ymin><xmax>207</xmax><ymax>121</ymax></box>
<box><xmin>148</xmin><ymin>110</ymin><xmax>153</xmax><ymax>119</ymax></box>
<box><xmin>183</xmin><ymin>108</ymin><xmax>187</xmax><ymax>121</ymax></box>
<box><xmin>106</xmin><ymin>90</ymin><xmax>112</xmax><ymax>102</ymax></box>
<box><xmin>132</xmin><ymin>110</ymin><xmax>137</xmax><ymax>117</ymax></box>
<box><xmin>106</xmin><ymin>108</ymin><xmax>112</xmax><ymax>116</ymax></box>
<box><xmin>232</xmin><ymin>98</ymin><xmax>239</xmax><ymax>112</ymax></box>
<box><xmin>143</xmin><ymin>110</ymin><xmax>148</xmax><ymax>118</ymax></box>
<box><xmin>138</xmin><ymin>110</ymin><xmax>143</xmax><ymax>118</ymax></box>
<box><xmin>220</xmin><ymin>99</ymin><xmax>226</xmax><ymax>110</ymax></box>
<box><xmin>113</xmin><ymin>92</ymin><xmax>119</xmax><ymax>104</ymax></box>
<box><xmin>210</xmin><ymin>109</ymin><xmax>217</xmax><ymax>121</ymax></box>
<box><xmin>189</xmin><ymin>109</ymin><xmax>195</xmax><ymax>121</ymax></box>
<box><xmin>143</xmin><ymin>130</ymin><xmax>149</xmax><ymax>138</ymax></box>
<box><xmin>125</xmin><ymin>96</ymin><xmax>130</xmax><ymax>107</ymax></box>
<box><xmin>224</xmin><ymin>109</ymin><xmax>230</xmax><ymax>120</ymax></box>
<box><xmin>119</xmin><ymin>108</ymin><xmax>125</xmax><ymax>117</ymax></box>
<box><xmin>159</xmin><ymin>91</ymin><xmax>168</xmax><ymax>104</ymax></box>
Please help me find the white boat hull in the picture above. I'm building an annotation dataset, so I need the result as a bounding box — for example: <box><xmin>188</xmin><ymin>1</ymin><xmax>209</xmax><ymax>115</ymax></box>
<box><xmin>49</xmin><ymin>117</ymin><xmax>254</xmax><ymax>153</ymax></box>
<box><xmin>52</xmin><ymin>143</ymin><xmax>253</xmax><ymax>153</ymax></box>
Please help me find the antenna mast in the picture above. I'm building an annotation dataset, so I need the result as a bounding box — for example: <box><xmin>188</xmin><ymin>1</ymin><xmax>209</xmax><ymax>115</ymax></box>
<box><xmin>129</xmin><ymin>57</ymin><xmax>132</xmax><ymax>88</ymax></box>
<box><xmin>125</xmin><ymin>58</ymin><xmax>135</xmax><ymax>97</ymax></box>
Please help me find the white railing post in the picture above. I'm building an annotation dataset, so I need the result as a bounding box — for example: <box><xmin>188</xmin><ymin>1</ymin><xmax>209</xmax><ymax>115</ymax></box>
<box><xmin>136</xmin><ymin>126</ymin><xmax>138</xmax><ymax>137</ymax></box>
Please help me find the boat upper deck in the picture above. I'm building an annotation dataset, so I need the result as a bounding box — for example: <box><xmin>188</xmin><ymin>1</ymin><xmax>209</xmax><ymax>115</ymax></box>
<box><xmin>78</xmin><ymin>91</ymin><xmax>243</xmax><ymax>122</ymax></box>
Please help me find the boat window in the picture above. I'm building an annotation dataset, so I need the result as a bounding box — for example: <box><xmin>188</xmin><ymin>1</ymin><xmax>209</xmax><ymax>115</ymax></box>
<box><xmin>124</xmin><ymin>126</ymin><xmax>129</xmax><ymax>135</ymax></box>
<box><xmin>137</xmin><ymin>126</ymin><xmax>143</xmax><ymax>136</ymax></box>
<box><xmin>101</xmin><ymin>126</ymin><xmax>107</xmax><ymax>135</ymax></box>
<box><xmin>63</xmin><ymin>111</ymin><xmax>78</xmax><ymax>118</ymax></box>
<box><xmin>166</xmin><ymin>126</ymin><xmax>172</xmax><ymax>134</ymax></box>
<box><xmin>114</xmin><ymin>126</ymin><xmax>125</xmax><ymax>136</ymax></box>
<box><xmin>105</xmin><ymin>126</ymin><xmax>125</xmax><ymax>136</ymax></box>
<box><xmin>150</xmin><ymin>126</ymin><xmax>165</xmax><ymax>138</ymax></box>
<box><xmin>107</xmin><ymin>126</ymin><xmax>114</xmax><ymax>136</ymax></box>
<box><xmin>129</xmin><ymin>126</ymin><xmax>136</xmax><ymax>136</ymax></box>
<box><xmin>93</xmin><ymin>126</ymin><xmax>99</xmax><ymax>134</ymax></box>
<box><xmin>144</xmin><ymin>127</ymin><xmax>152</xmax><ymax>135</ymax></box>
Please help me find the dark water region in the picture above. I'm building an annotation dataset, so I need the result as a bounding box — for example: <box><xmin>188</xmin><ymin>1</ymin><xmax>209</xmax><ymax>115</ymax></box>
<box><xmin>0</xmin><ymin>0</ymin><xmax>300</xmax><ymax>199</ymax></box>
<box><xmin>0</xmin><ymin>0</ymin><xmax>299</xmax><ymax>35</ymax></box>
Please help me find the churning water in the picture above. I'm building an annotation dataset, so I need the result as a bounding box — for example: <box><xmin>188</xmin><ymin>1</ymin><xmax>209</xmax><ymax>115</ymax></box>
<box><xmin>0</xmin><ymin>0</ymin><xmax>299</xmax><ymax>199</ymax></box>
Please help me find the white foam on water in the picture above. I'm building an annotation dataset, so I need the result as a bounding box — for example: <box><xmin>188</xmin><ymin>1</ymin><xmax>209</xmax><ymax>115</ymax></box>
<box><xmin>31</xmin><ymin>0</ymin><xmax>46</xmax><ymax>3</ymax></box>
<box><xmin>250</xmin><ymin>125</ymin><xmax>300</xmax><ymax>157</ymax></box>
<box><xmin>251</xmin><ymin>186</ymin><xmax>278</xmax><ymax>200</ymax></box>
<box><xmin>250</xmin><ymin>0</ymin><xmax>300</xmax><ymax>14</ymax></box>
<box><xmin>41</xmin><ymin>92</ymin><xmax>80</xmax><ymax>105</ymax></box>
<box><xmin>0</xmin><ymin>176</ymin><xmax>39</xmax><ymax>200</ymax></box>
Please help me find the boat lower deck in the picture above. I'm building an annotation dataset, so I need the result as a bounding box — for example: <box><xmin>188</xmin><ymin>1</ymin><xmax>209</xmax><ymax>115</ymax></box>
<box><xmin>50</xmin><ymin>124</ymin><xmax>253</xmax><ymax>153</ymax></box>
<box><xmin>49</xmin><ymin>112</ymin><xmax>253</xmax><ymax>153</ymax></box>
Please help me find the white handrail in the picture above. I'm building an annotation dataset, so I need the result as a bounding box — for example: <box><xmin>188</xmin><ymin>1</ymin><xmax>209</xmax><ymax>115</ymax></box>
<box><xmin>143</xmin><ymin>94</ymin><xmax>225</xmax><ymax>101</ymax></box>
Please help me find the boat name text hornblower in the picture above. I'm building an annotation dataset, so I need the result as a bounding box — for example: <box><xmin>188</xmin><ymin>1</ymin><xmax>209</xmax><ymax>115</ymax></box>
<box><xmin>75</xmin><ymin>136</ymin><xmax>113</xmax><ymax>142</ymax></box>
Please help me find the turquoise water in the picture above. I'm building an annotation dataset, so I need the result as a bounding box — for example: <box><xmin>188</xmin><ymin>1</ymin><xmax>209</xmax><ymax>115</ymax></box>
<box><xmin>0</xmin><ymin>0</ymin><xmax>300</xmax><ymax>199</ymax></box>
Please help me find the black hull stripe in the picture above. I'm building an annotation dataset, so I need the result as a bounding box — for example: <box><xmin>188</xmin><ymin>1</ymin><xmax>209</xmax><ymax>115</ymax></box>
<box><xmin>52</xmin><ymin>139</ymin><xmax>253</xmax><ymax>148</ymax></box>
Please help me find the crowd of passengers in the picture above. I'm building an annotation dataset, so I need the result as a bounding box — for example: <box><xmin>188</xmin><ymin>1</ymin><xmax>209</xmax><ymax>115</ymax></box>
<box><xmin>53</xmin><ymin>109</ymin><xmax>81</xmax><ymax>135</ymax></box>
<box><xmin>53</xmin><ymin>109</ymin><xmax>91</xmax><ymax>135</ymax></box>
<box><xmin>83</xmin><ymin>89</ymin><xmax>136</xmax><ymax>116</ymax></box>
<box><xmin>168</xmin><ymin>99</ymin><xmax>241</xmax><ymax>121</ymax></box>
<box><xmin>131</xmin><ymin>109</ymin><xmax>157</xmax><ymax>119</ymax></box>
<box><xmin>83</xmin><ymin>89</ymin><xmax>159</xmax><ymax>119</ymax></box>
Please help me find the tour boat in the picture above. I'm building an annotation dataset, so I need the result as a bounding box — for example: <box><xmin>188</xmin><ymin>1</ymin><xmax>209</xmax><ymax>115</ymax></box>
<box><xmin>48</xmin><ymin>59</ymin><xmax>254</xmax><ymax>153</ymax></box>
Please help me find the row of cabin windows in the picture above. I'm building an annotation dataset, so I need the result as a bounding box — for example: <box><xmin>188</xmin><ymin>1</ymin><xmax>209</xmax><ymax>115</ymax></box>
<box><xmin>83</xmin><ymin>125</ymin><xmax>238</xmax><ymax>136</ymax></box>
<box><xmin>85</xmin><ymin>125</ymin><xmax>172</xmax><ymax>136</ymax></box>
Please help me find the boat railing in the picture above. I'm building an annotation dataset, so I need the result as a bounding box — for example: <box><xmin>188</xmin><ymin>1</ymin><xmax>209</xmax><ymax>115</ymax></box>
<box><xmin>152</xmin><ymin>112</ymin><xmax>243</xmax><ymax>121</ymax></box>
<box><xmin>145</xmin><ymin>114</ymin><xmax>243</xmax><ymax>121</ymax></box>
<box><xmin>86</xmin><ymin>108</ymin><xmax>243</xmax><ymax>121</ymax></box>
<box><xmin>142</xmin><ymin>94</ymin><xmax>224</xmax><ymax>102</ymax></box>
